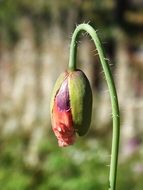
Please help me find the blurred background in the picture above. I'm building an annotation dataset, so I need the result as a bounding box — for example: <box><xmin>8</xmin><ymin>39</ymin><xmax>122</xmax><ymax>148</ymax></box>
<box><xmin>0</xmin><ymin>0</ymin><xmax>143</xmax><ymax>189</ymax></box>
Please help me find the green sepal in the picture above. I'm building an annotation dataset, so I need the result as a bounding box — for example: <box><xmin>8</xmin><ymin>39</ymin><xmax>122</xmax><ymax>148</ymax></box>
<box><xmin>68</xmin><ymin>69</ymin><xmax>92</xmax><ymax>136</ymax></box>
<box><xmin>50</xmin><ymin>71</ymin><xmax>68</xmax><ymax>114</ymax></box>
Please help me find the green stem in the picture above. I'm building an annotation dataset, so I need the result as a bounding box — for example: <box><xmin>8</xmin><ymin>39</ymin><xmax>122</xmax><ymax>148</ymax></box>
<box><xmin>69</xmin><ymin>23</ymin><xmax>120</xmax><ymax>190</ymax></box>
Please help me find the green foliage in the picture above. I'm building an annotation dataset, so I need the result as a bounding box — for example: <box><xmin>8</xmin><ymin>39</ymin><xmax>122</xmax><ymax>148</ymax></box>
<box><xmin>0</xmin><ymin>134</ymin><xmax>143</xmax><ymax>190</ymax></box>
<box><xmin>0</xmin><ymin>0</ymin><xmax>115</xmax><ymax>44</ymax></box>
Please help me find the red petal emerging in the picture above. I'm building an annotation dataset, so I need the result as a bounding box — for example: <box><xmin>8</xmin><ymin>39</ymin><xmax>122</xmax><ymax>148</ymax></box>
<box><xmin>52</xmin><ymin>102</ymin><xmax>75</xmax><ymax>147</ymax></box>
<box><xmin>52</xmin><ymin>79</ymin><xmax>75</xmax><ymax>147</ymax></box>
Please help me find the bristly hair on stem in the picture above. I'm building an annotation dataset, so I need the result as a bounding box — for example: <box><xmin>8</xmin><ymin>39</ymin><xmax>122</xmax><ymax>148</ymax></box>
<box><xmin>68</xmin><ymin>23</ymin><xmax>120</xmax><ymax>190</ymax></box>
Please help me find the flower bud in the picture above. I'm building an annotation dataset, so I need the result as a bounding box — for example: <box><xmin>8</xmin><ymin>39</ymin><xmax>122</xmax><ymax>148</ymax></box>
<box><xmin>50</xmin><ymin>70</ymin><xmax>92</xmax><ymax>147</ymax></box>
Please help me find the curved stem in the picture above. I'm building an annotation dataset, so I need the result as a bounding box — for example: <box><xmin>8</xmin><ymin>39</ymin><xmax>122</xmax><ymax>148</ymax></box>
<box><xmin>69</xmin><ymin>24</ymin><xmax>120</xmax><ymax>190</ymax></box>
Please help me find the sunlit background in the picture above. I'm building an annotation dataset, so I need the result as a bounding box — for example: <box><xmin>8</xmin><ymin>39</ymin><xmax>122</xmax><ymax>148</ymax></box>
<box><xmin>0</xmin><ymin>0</ymin><xmax>143</xmax><ymax>189</ymax></box>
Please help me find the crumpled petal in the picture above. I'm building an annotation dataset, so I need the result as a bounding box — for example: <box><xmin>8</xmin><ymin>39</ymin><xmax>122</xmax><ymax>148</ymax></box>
<box><xmin>52</xmin><ymin>79</ymin><xmax>76</xmax><ymax>147</ymax></box>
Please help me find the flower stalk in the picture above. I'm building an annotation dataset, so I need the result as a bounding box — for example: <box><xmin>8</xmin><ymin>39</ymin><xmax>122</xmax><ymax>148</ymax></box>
<box><xmin>68</xmin><ymin>24</ymin><xmax>120</xmax><ymax>190</ymax></box>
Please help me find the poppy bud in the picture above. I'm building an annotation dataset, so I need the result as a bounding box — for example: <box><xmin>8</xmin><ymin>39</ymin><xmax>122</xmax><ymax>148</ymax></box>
<box><xmin>50</xmin><ymin>69</ymin><xmax>92</xmax><ymax>147</ymax></box>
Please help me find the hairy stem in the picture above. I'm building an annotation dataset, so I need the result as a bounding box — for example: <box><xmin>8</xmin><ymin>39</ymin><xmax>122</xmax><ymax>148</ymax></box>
<box><xmin>69</xmin><ymin>23</ymin><xmax>120</xmax><ymax>190</ymax></box>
